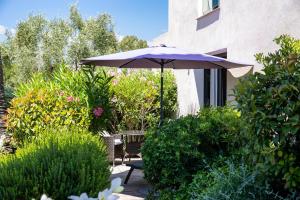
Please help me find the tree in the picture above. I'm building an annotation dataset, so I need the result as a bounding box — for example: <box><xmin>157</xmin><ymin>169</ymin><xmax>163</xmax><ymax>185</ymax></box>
<box><xmin>0</xmin><ymin>5</ymin><xmax>118</xmax><ymax>87</ymax></box>
<box><xmin>68</xmin><ymin>5</ymin><xmax>118</xmax><ymax>69</ymax></box>
<box><xmin>2</xmin><ymin>15</ymin><xmax>47</xmax><ymax>87</ymax></box>
<box><xmin>0</xmin><ymin>5</ymin><xmax>147</xmax><ymax>90</ymax></box>
<box><xmin>42</xmin><ymin>19</ymin><xmax>72</xmax><ymax>73</ymax></box>
<box><xmin>119</xmin><ymin>35</ymin><xmax>148</xmax><ymax>52</ymax></box>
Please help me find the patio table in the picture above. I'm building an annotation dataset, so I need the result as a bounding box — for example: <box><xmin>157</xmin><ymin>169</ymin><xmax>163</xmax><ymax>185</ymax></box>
<box><xmin>119</xmin><ymin>130</ymin><xmax>145</xmax><ymax>136</ymax></box>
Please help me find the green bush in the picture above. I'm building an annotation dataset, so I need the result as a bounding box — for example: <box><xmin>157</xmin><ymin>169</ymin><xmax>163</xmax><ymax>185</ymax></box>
<box><xmin>149</xmin><ymin>186</ymin><xmax>189</xmax><ymax>200</ymax></box>
<box><xmin>188</xmin><ymin>161</ymin><xmax>293</xmax><ymax>200</ymax></box>
<box><xmin>111</xmin><ymin>69</ymin><xmax>177</xmax><ymax>130</ymax></box>
<box><xmin>142</xmin><ymin>106</ymin><xmax>243</xmax><ymax>190</ymax></box>
<box><xmin>12</xmin><ymin>66</ymin><xmax>177</xmax><ymax>134</ymax></box>
<box><xmin>234</xmin><ymin>35</ymin><xmax>300</xmax><ymax>193</ymax></box>
<box><xmin>0</xmin><ymin>127</ymin><xmax>110</xmax><ymax>199</ymax></box>
<box><xmin>5</xmin><ymin>89</ymin><xmax>91</xmax><ymax>143</ymax></box>
<box><xmin>8</xmin><ymin>65</ymin><xmax>114</xmax><ymax>140</ymax></box>
<box><xmin>148</xmin><ymin>160</ymin><xmax>298</xmax><ymax>200</ymax></box>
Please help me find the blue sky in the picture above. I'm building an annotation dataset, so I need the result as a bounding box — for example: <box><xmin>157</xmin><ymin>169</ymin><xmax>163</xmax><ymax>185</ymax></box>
<box><xmin>0</xmin><ymin>0</ymin><xmax>168</xmax><ymax>42</ymax></box>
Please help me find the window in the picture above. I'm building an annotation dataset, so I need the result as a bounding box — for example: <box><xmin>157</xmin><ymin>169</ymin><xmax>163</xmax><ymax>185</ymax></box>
<box><xmin>203</xmin><ymin>51</ymin><xmax>227</xmax><ymax>107</ymax></box>
<box><xmin>215</xmin><ymin>52</ymin><xmax>227</xmax><ymax>106</ymax></box>
<box><xmin>202</xmin><ymin>0</ymin><xmax>220</xmax><ymax>15</ymax></box>
<box><xmin>203</xmin><ymin>69</ymin><xmax>211</xmax><ymax>107</ymax></box>
<box><xmin>212</xmin><ymin>0</ymin><xmax>220</xmax><ymax>9</ymax></box>
<box><xmin>203</xmin><ymin>68</ymin><xmax>226</xmax><ymax>107</ymax></box>
<box><xmin>217</xmin><ymin>68</ymin><xmax>227</xmax><ymax>106</ymax></box>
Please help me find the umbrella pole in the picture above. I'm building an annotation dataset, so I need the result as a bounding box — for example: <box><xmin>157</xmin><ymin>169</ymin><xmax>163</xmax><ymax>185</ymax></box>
<box><xmin>159</xmin><ymin>62</ymin><xmax>164</xmax><ymax>127</ymax></box>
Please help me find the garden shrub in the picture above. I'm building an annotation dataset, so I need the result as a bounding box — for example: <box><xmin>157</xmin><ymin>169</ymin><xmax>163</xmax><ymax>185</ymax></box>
<box><xmin>81</xmin><ymin>66</ymin><xmax>114</xmax><ymax>132</ymax></box>
<box><xmin>234</xmin><ymin>35</ymin><xmax>300</xmax><ymax>193</ymax></box>
<box><xmin>7</xmin><ymin>65</ymin><xmax>114</xmax><ymax>141</ymax></box>
<box><xmin>188</xmin><ymin>161</ymin><xmax>294</xmax><ymax>200</ymax></box>
<box><xmin>0</xmin><ymin>127</ymin><xmax>110</xmax><ymax>199</ymax></box>
<box><xmin>149</xmin><ymin>185</ymin><xmax>190</xmax><ymax>200</ymax></box>
<box><xmin>111</xmin><ymin>69</ymin><xmax>177</xmax><ymax>130</ymax></box>
<box><xmin>142</xmin><ymin>106</ymin><xmax>243</xmax><ymax>190</ymax></box>
<box><xmin>12</xmin><ymin>66</ymin><xmax>177</xmax><ymax>134</ymax></box>
<box><xmin>5</xmin><ymin>88</ymin><xmax>91</xmax><ymax>143</ymax></box>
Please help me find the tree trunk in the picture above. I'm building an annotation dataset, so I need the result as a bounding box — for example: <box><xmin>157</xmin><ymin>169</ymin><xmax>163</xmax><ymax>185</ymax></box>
<box><xmin>0</xmin><ymin>52</ymin><xmax>6</xmax><ymax>134</ymax></box>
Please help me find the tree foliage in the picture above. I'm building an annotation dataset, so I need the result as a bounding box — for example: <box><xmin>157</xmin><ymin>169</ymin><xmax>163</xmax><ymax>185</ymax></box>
<box><xmin>1</xmin><ymin>5</ymin><xmax>144</xmax><ymax>88</ymax></box>
<box><xmin>119</xmin><ymin>35</ymin><xmax>147</xmax><ymax>52</ymax></box>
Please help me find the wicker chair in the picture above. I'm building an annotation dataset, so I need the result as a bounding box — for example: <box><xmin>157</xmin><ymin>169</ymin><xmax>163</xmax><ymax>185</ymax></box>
<box><xmin>102</xmin><ymin>134</ymin><xmax>124</xmax><ymax>166</ymax></box>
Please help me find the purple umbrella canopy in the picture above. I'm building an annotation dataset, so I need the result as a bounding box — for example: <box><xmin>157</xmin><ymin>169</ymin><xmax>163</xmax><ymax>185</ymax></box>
<box><xmin>81</xmin><ymin>45</ymin><xmax>251</xmax><ymax>69</ymax></box>
<box><xmin>81</xmin><ymin>45</ymin><xmax>252</xmax><ymax>126</ymax></box>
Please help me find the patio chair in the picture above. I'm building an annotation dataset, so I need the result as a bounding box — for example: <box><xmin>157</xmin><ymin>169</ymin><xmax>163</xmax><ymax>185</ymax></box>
<box><xmin>122</xmin><ymin>131</ymin><xmax>144</xmax><ymax>162</ymax></box>
<box><xmin>102</xmin><ymin>134</ymin><xmax>124</xmax><ymax>166</ymax></box>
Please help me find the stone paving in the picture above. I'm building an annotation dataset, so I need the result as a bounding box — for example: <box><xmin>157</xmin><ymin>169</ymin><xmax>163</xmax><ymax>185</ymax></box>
<box><xmin>110</xmin><ymin>159</ymin><xmax>150</xmax><ymax>200</ymax></box>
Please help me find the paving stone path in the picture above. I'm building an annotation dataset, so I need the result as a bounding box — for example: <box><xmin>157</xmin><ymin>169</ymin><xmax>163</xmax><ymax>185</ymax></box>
<box><xmin>111</xmin><ymin>160</ymin><xmax>150</xmax><ymax>200</ymax></box>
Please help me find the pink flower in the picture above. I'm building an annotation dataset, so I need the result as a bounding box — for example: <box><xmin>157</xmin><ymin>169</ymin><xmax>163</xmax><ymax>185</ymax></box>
<box><xmin>93</xmin><ymin>107</ymin><xmax>104</xmax><ymax>118</ymax></box>
<box><xmin>66</xmin><ymin>96</ymin><xmax>74</xmax><ymax>102</ymax></box>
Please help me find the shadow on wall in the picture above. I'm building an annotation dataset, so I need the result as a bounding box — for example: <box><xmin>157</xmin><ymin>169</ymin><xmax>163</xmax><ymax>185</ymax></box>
<box><xmin>196</xmin><ymin>8</ymin><xmax>220</xmax><ymax>30</ymax></box>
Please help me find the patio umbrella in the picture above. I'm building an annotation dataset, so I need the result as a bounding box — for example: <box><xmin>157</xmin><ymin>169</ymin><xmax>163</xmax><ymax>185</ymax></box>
<box><xmin>81</xmin><ymin>45</ymin><xmax>252</xmax><ymax>126</ymax></box>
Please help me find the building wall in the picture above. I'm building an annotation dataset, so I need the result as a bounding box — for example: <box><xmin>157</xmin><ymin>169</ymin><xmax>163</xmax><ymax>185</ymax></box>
<box><xmin>153</xmin><ymin>0</ymin><xmax>300</xmax><ymax>116</ymax></box>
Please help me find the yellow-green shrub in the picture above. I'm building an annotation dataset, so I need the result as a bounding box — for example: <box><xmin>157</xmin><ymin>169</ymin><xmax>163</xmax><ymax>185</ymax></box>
<box><xmin>0</xmin><ymin>127</ymin><xmax>110</xmax><ymax>199</ymax></box>
<box><xmin>111</xmin><ymin>70</ymin><xmax>177</xmax><ymax>130</ymax></box>
<box><xmin>14</xmin><ymin>65</ymin><xmax>114</xmax><ymax>133</ymax></box>
<box><xmin>5</xmin><ymin>89</ymin><xmax>91</xmax><ymax>143</ymax></box>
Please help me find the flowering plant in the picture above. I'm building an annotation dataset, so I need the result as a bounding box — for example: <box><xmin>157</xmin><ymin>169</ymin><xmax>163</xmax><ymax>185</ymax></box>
<box><xmin>93</xmin><ymin>107</ymin><xmax>104</xmax><ymax>118</ymax></box>
<box><xmin>5</xmin><ymin>89</ymin><xmax>91</xmax><ymax>143</ymax></box>
<box><xmin>66</xmin><ymin>96</ymin><xmax>75</xmax><ymax>102</ymax></box>
<box><xmin>82</xmin><ymin>66</ymin><xmax>114</xmax><ymax>133</ymax></box>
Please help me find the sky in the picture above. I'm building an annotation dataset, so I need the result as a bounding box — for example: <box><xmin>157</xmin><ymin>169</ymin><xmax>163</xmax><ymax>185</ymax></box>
<box><xmin>0</xmin><ymin>0</ymin><xmax>168</xmax><ymax>42</ymax></box>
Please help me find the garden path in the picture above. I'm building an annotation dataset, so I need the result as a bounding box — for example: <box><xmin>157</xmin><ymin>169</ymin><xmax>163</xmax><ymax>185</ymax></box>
<box><xmin>110</xmin><ymin>159</ymin><xmax>150</xmax><ymax>200</ymax></box>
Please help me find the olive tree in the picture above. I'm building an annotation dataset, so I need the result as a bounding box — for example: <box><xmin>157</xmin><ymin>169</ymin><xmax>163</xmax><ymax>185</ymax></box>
<box><xmin>0</xmin><ymin>5</ymin><xmax>118</xmax><ymax>87</ymax></box>
<box><xmin>119</xmin><ymin>35</ymin><xmax>147</xmax><ymax>52</ymax></box>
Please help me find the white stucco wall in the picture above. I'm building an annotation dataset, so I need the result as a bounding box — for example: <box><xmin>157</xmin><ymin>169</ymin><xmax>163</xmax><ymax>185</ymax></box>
<box><xmin>152</xmin><ymin>0</ymin><xmax>300</xmax><ymax>116</ymax></box>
